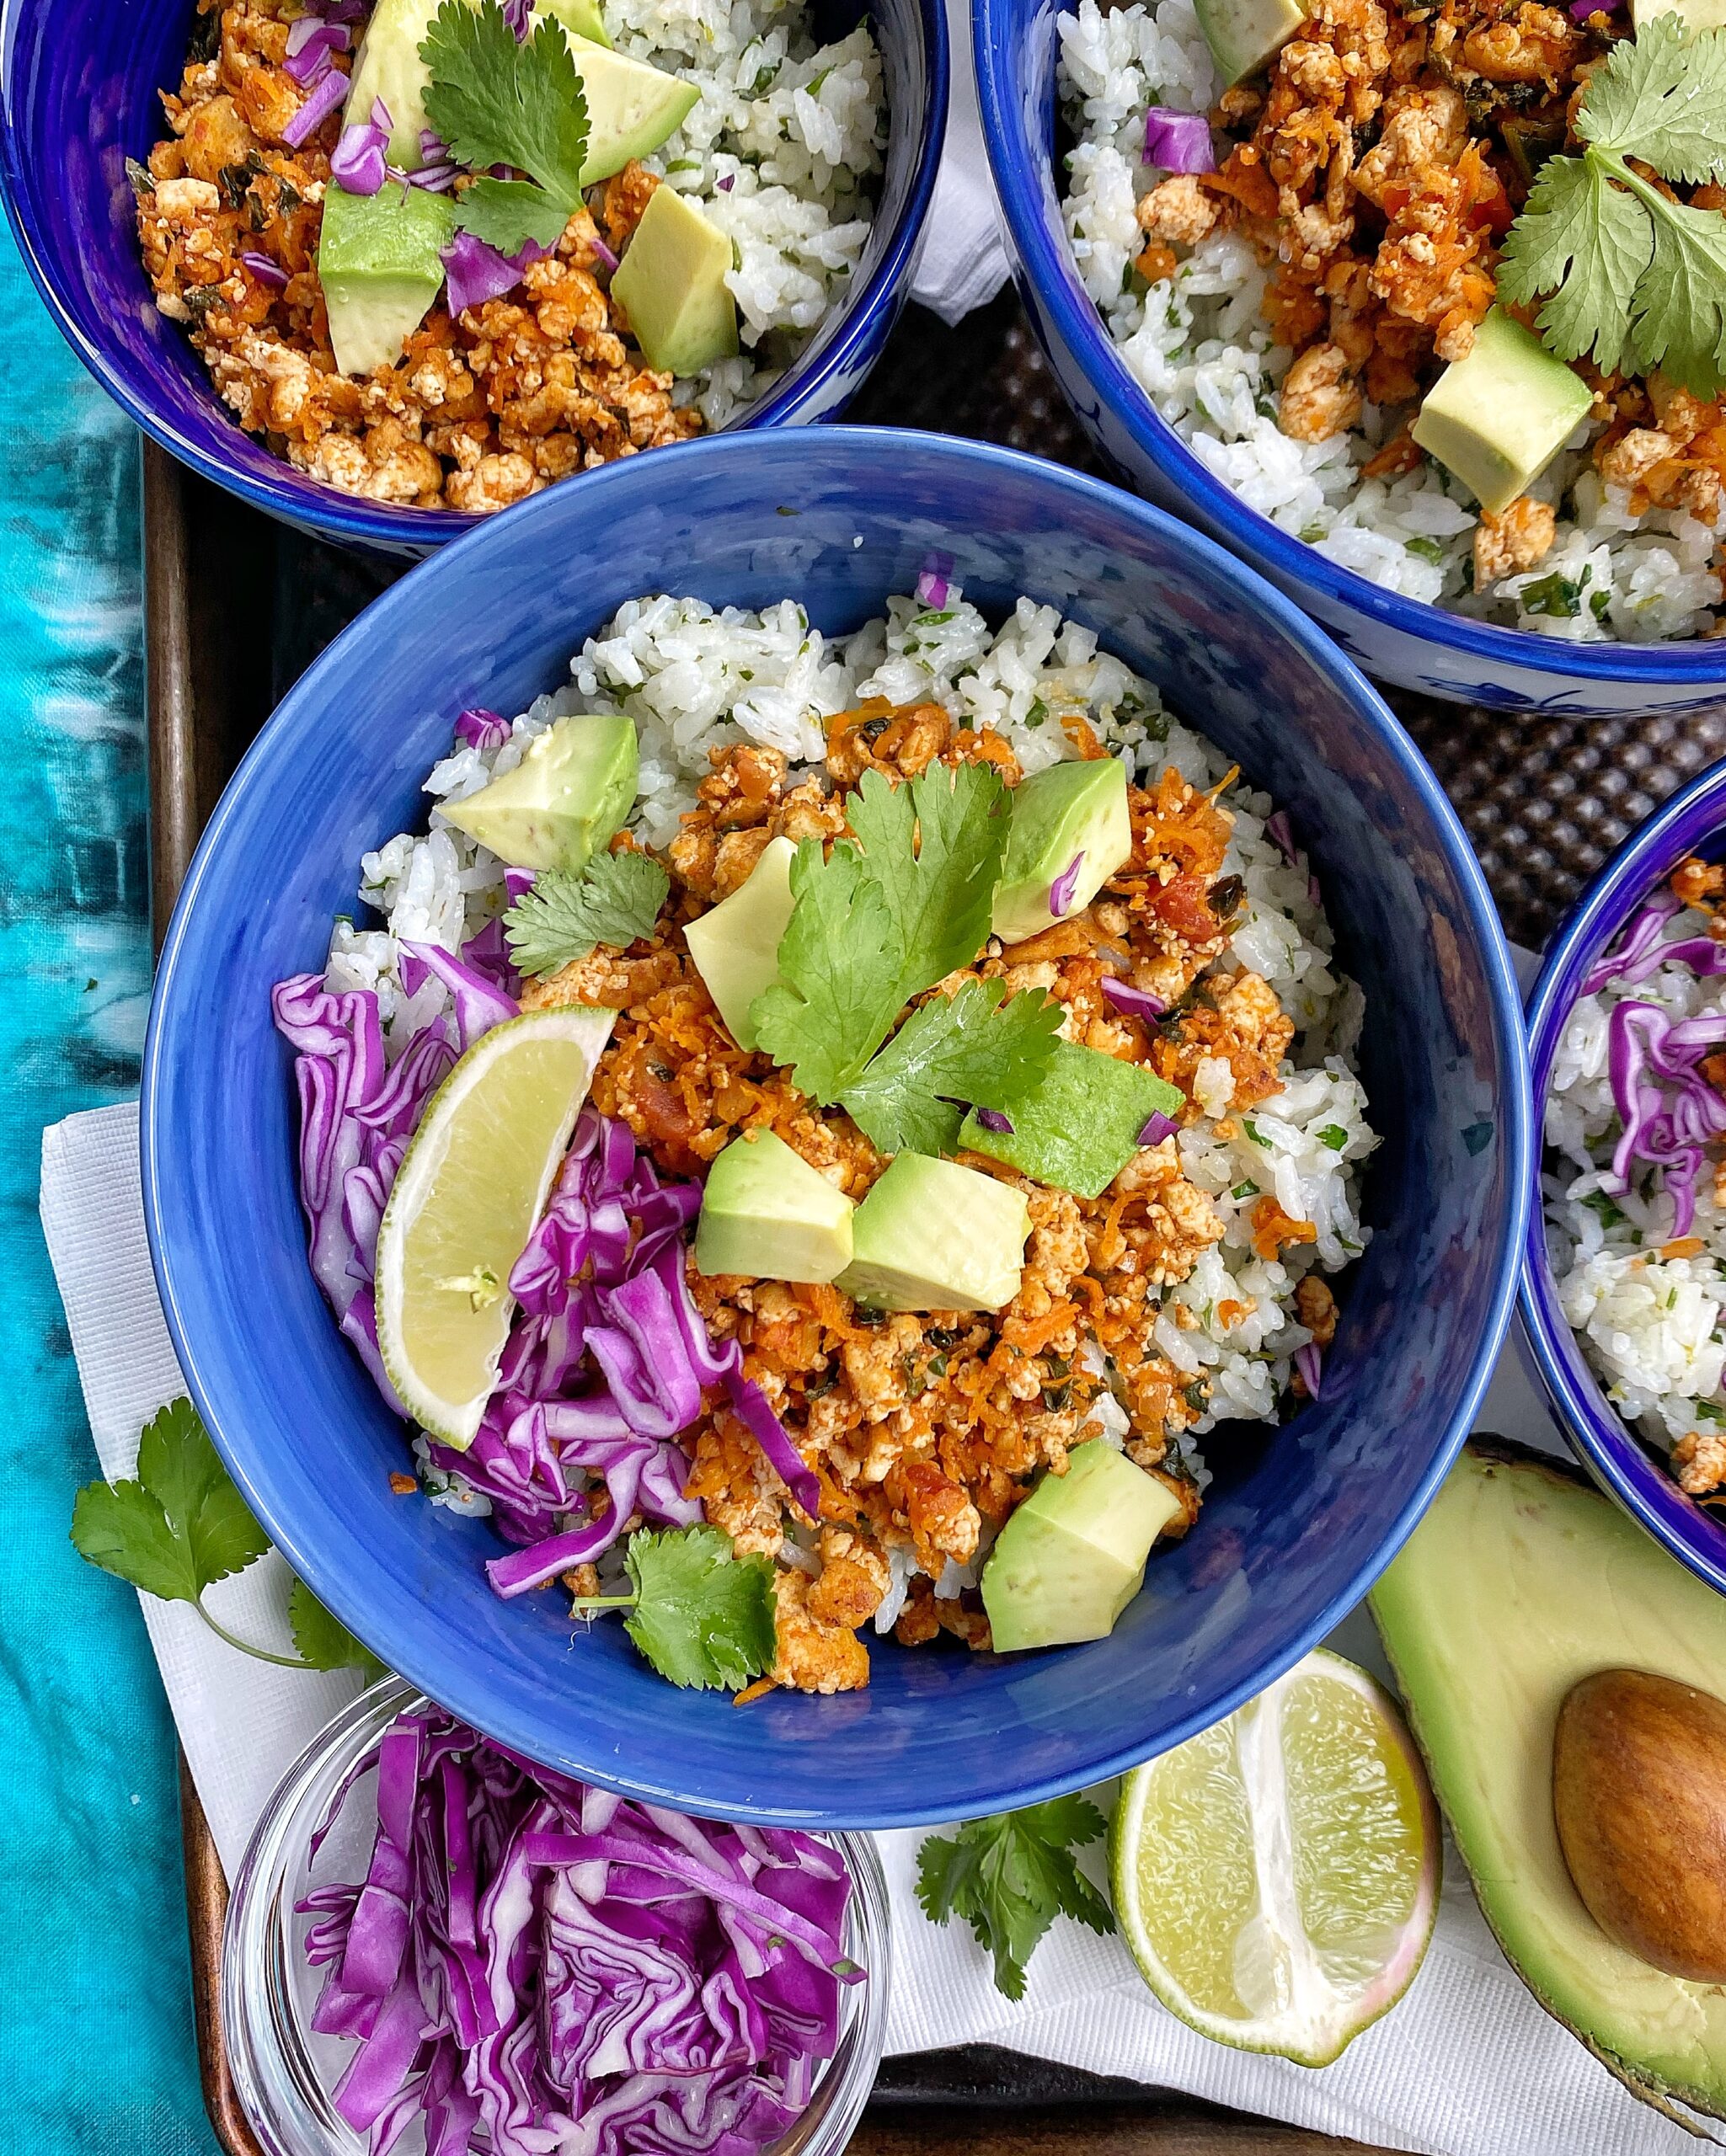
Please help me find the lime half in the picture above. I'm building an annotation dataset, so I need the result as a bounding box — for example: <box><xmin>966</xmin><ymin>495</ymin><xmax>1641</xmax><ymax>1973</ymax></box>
<box><xmin>375</xmin><ymin>1006</ymin><xmax>615</xmax><ymax>1448</ymax></box>
<box><xmin>1111</xmin><ymin>1648</ymin><xmax>1440</xmax><ymax>2066</ymax></box>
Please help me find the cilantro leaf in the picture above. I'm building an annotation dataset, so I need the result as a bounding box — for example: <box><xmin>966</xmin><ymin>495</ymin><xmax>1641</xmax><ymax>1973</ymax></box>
<box><xmin>839</xmin><ymin>979</ymin><xmax>1062</xmax><ymax>1156</ymax></box>
<box><xmin>505</xmin><ymin>851</ymin><xmax>671</xmax><ymax>978</ymax></box>
<box><xmin>616</xmin><ymin>1526</ymin><xmax>778</xmax><ymax>1690</ymax></box>
<box><xmin>914</xmin><ymin>1796</ymin><xmax>1114</xmax><ymax>2000</ymax></box>
<box><xmin>1576</xmin><ymin>14</ymin><xmax>1726</xmax><ymax>185</ymax></box>
<box><xmin>454</xmin><ymin>174</ymin><xmax>572</xmax><ymax>253</ymax></box>
<box><xmin>421</xmin><ymin>0</ymin><xmax>590</xmax><ymax>209</ymax></box>
<box><xmin>1629</xmin><ymin>185</ymin><xmax>1726</xmax><ymax>394</ymax></box>
<box><xmin>750</xmin><ymin>840</ymin><xmax>906</xmax><ymax>1100</ymax></box>
<box><xmin>1498</xmin><ymin>152</ymin><xmax>1649</xmax><ymax>376</ymax></box>
<box><xmin>72</xmin><ymin>1397</ymin><xmax>270</xmax><ymax>1604</ymax></box>
<box><xmin>847</xmin><ymin>761</ymin><xmax>1012</xmax><ymax>1003</ymax></box>
<box><xmin>288</xmin><ymin>1577</ymin><xmax>389</xmax><ymax>1680</ymax></box>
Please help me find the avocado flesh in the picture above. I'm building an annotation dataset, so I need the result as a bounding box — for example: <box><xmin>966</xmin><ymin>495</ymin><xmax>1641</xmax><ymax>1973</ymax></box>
<box><xmin>318</xmin><ymin>181</ymin><xmax>458</xmax><ymax>376</ymax></box>
<box><xmin>1632</xmin><ymin>0</ymin><xmax>1726</xmax><ymax>27</ymax></box>
<box><xmin>694</xmin><ymin>1129</ymin><xmax>854</xmax><ymax>1284</ymax></box>
<box><xmin>1410</xmin><ymin>308</ymin><xmax>1593</xmax><ymax>518</ymax></box>
<box><xmin>684</xmin><ymin>835</ymin><xmax>796</xmax><ymax>1051</ymax></box>
<box><xmin>960</xmin><ymin>1041</ymin><xmax>1184</xmax><ymax>1200</ymax></box>
<box><xmin>439</xmin><ymin>713</ymin><xmax>638</xmax><ymax>872</ymax></box>
<box><xmin>346</xmin><ymin>0</ymin><xmax>686</xmax><ymax>176</ymax></box>
<box><xmin>983</xmin><ymin>1440</ymin><xmax>1182</xmax><ymax>1651</ymax></box>
<box><xmin>1191</xmin><ymin>0</ymin><xmax>1305</xmax><ymax>84</ymax></box>
<box><xmin>1369</xmin><ymin>1440</ymin><xmax>1726</xmax><ymax>2120</ymax></box>
<box><xmin>835</xmin><ymin>1154</ymin><xmax>1029</xmax><ymax>1313</ymax></box>
<box><xmin>992</xmin><ymin>757</ymin><xmax>1132</xmax><ymax>945</ymax></box>
<box><xmin>610</xmin><ymin>184</ymin><xmax>739</xmax><ymax>376</ymax></box>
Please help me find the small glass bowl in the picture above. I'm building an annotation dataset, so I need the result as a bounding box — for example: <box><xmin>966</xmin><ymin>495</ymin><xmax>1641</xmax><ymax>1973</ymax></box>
<box><xmin>223</xmin><ymin>1678</ymin><xmax>892</xmax><ymax>2156</ymax></box>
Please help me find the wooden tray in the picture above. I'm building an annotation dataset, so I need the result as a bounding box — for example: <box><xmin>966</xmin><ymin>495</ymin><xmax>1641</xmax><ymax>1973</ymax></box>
<box><xmin>143</xmin><ymin>287</ymin><xmax>1726</xmax><ymax>2156</ymax></box>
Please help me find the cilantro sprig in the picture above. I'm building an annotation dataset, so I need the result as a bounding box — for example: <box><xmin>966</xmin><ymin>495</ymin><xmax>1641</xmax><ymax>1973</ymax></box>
<box><xmin>70</xmin><ymin>1397</ymin><xmax>384</xmax><ymax>1678</ymax></box>
<box><xmin>571</xmin><ymin>1524</ymin><xmax>777</xmax><ymax>1690</ymax></box>
<box><xmin>915</xmin><ymin>1796</ymin><xmax>1115</xmax><ymax>2000</ymax></box>
<box><xmin>749</xmin><ymin>760</ymin><xmax>1060</xmax><ymax>1149</ymax></box>
<box><xmin>1499</xmin><ymin>18</ymin><xmax>1726</xmax><ymax>393</ymax></box>
<box><xmin>421</xmin><ymin>0</ymin><xmax>590</xmax><ymax>257</ymax></box>
<box><xmin>505</xmin><ymin>851</ymin><xmax>671</xmax><ymax>978</ymax></box>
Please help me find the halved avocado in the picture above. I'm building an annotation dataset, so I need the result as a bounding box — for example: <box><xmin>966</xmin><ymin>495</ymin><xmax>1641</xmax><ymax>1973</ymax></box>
<box><xmin>1369</xmin><ymin>1438</ymin><xmax>1726</xmax><ymax>2123</ymax></box>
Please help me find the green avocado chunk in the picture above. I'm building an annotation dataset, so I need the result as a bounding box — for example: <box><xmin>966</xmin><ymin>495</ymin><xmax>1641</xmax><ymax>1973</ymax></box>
<box><xmin>992</xmin><ymin>757</ymin><xmax>1132</xmax><ymax>946</ymax></box>
<box><xmin>1191</xmin><ymin>0</ymin><xmax>1305</xmax><ymax>83</ymax></box>
<box><xmin>439</xmin><ymin>713</ymin><xmax>637</xmax><ymax>872</ymax></box>
<box><xmin>318</xmin><ymin>180</ymin><xmax>457</xmax><ymax>377</ymax></box>
<box><xmin>835</xmin><ymin>1155</ymin><xmax>1029</xmax><ymax>1312</ymax></box>
<box><xmin>694</xmin><ymin>1129</ymin><xmax>854</xmax><ymax>1283</ymax></box>
<box><xmin>683</xmin><ymin>835</ymin><xmax>796</xmax><ymax>1051</ymax></box>
<box><xmin>1369</xmin><ymin>1439</ymin><xmax>1726</xmax><ymax>2121</ymax></box>
<box><xmin>959</xmin><ymin>1042</ymin><xmax>1184</xmax><ymax>1200</ymax></box>
<box><xmin>1409</xmin><ymin>309</ymin><xmax>1592</xmax><ymax>518</ymax></box>
<box><xmin>981</xmin><ymin>1440</ymin><xmax>1181</xmax><ymax>1652</ymax></box>
<box><xmin>610</xmin><ymin>185</ymin><xmax>740</xmax><ymax>377</ymax></box>
<box><xmin>346</xmin><ymin>0</ymin><xmax>683</xmax><ymax>176</ymax></box>
<box><xmin>1631</xmin><ymin>0</ymin><xmax>1726</xmax><ymax>29</ymax></box>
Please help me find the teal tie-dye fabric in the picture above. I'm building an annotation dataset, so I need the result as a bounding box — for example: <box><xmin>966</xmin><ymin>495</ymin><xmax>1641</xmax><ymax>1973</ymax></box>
<box><xmin>0</xmin><ymin>224</ymin><xmax>214</xmax><ymax>2150</ymax></box>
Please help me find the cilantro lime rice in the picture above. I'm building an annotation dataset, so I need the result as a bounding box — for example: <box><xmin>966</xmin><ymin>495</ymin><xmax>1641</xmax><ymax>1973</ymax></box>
<box><xmin>280</xmin><ymin>585</ymin><xmax>1377</xmax><ymax>1695</ymax></box>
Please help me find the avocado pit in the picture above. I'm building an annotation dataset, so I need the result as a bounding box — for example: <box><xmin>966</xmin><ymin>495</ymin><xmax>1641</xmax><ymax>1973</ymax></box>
<box><xmin>1552</xmin><ymin>1668</ymin><xmax>1726</xmax><ymax>1985</ymax></box>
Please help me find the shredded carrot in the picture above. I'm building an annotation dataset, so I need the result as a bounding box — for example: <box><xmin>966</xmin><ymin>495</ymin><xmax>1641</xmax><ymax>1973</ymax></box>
<box><xmin>1662</xmin><ymin>1236</ymin><xmax>1707</xmax><ymax>1260</ymax></box>
<box><xmin>388</xmin><ymin>1471</ymin><xmax>418</xmax><ymax>1496</ymax></box>
<box><xmin>731</xmin><ymin>1678</ymin><xmax>775</xmax><ymax>1708</ymax></box>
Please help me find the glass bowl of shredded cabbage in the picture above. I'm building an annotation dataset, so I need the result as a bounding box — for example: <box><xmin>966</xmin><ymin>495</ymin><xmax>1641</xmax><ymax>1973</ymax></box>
<box><xmin>223</xmin><ymin>1677</ymin><xmax>890</xmax><ymax>2156</ymax></box>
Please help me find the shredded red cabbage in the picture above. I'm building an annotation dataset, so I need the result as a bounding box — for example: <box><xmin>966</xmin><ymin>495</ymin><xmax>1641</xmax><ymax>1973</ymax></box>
<box><xmin>1604</xmin><ymin>998</ymin><xmax>1726</xmax><ymax>1237</ymax></box>
<box><xmin>284</xmin><ymin>10</ymin><xmax>350</xmax><ymax>83</ymax></box>
<box><xmin>973</xmin><ymin>1107</ymin><xmax>1014</xmax><ymax>1134</ymax></box>
<box><xmin>240</xmin><ymin>250</ymin><xmax>290</xmax><ymax>291</ymax></box>
<box><xmin>1583</xmin><ymin>889</ymin><xmax>1715</xmax><ymax>996</ymax></box>
<box><xmin>1142</xmin><ymin>107</ymin><xmax>1216</xmax><ymax>173</ymax></box>
<box><xmin>455</xmin><ymin>707</ymin><xmax>510</xmax><ymax>752</ymax></box>
<box><xmin>1294</xmin><ymin>1342</ymin><xmax>1323</xmax><ymax>1400</ymax></box>
<box><xmin>1049</xmin><ymin>851</ymin><xmax>1085</xmax><ymax>918</ymax></box>
<box><xmin>441</xmin><ymin>232</ymin><xmax>551</xmax><ymax>316</ymax></box>
<box><xmin>1263</xmin><ymin>809</ymin><xmax>1296</xmax><ymax>866</ymax></box>
<box><xmin>501</xmin><ymin>0</ymin><xmax>532</xmax><ymax>35</ymax></box>
<box><xmin>400</xmin><ymin>939</ymin><xmax>519</xmax><ymax>1052</ymax></box>
<box><xmin>1101</xmin><ymin>976</ymin><xmax>1165</xmax><ymax>1021</ymax></box>
<box><xmin>300</xmin><ymin>1708</ymin><xmax>858</xmax><ymax>2156</ymax></box>
<box><xmin>1137</xmin><ymin>1110</ymin><xmax>1178</xmax><ymax>1146</ymax></box>
<box><xmin>283</xmin><ymin>64</ymin><xmax>347</xmax><ymax>147</ymax></box>
<box><xmin>590</xmin><ymin>231</ymin><xmax>621</xmax><ymax>272</ymax></box>
<box><xmin>331</xmin><ymin>99</ymin><xmax>393</xmax><ymax>195</ymax></box>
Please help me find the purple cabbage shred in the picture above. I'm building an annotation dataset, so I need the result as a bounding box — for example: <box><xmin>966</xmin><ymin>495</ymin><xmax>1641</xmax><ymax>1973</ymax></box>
<box><xmin>1142</xmin><ymin>106</ymin><xmax>1216</xmax><ymax>173</ymax></box>
<box><xmin>1137</xmin><ymin>1110</ymin><xmax>1178</xmax><ymax>1146</ymax></box>
<box><xmin>283</xmin><ymin>63</ymin><xmax>347</xmax><ymax>147</ymax></box>
<box><xmin>1100</xmin><ymin>975</ymin><xmax>1165</xmax><ymax>1021</ymax></box>
<box><xmin>1048</xmin><ymin>851</ymin><xmax>1085</xmax><ymax>919</ymax></box>
<box><xmin>299</xmin><ymin>1708</ymin><xmax>860</xmax><ymax>2156</ymax></box>
<box><xmin>441</xmin><ymin>231</ymin><xmax>551</xmax><ymax>318</ymax></box>
<box><xmin>240</xmin><ymin>249</ymin><xmax>290</xmax><ymax>291</ymax></box>
<box><xmin>1294</xmin><ymin>1342</ymin><xmax>1323</xmax><ymax>1401</ymax></box>
<box><xmin>454</xmin><ymin>707</ymin><xmax>510</xmax><ymax>753</ymax></box>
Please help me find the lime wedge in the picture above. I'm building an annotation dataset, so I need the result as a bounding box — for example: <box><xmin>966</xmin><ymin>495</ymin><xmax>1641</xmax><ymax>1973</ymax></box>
<box><xmin>1111</xmin><ymin>1648</ymin><xmax>1439</xmax><ymax>2066</ymax></box>
<box><xmin>375</xmin><ymin>1006</ymin><xmax>615</xmax><ymax>1449</ymax></box>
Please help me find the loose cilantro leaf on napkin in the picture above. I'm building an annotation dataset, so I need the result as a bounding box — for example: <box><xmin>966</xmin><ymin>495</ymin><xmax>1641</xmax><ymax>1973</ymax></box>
<box><xmin>847</xmin><ymin>761</ymin><xmax>1012</xmax><ymax>1002</ymax></box>
<box><xmin>289</xmin><ymin>1577</ymin><xmax>389</xmax><ymax>1682</ymax></box>
<box><xmin>505</xmin><ymin>851</ymin><xmax>671</xmax><ymax>977</ymax></box>
<box><xmin>1498</xmin><ymin>19</ymin><xmax>1726</xmax><ymax>392</ymax></box>
<box><xmin>422</xmin><ymin>0</ymin><xmax>590</xmax><ymax>247</ymax></box>
<box><xmin>572</xmin><ymin>1525</ymin><xmax>777</xmax><ymax>1690</ymax></box>
<box><xmin>839</xmin><ymin>979</ymin><xmax>1063</xmax><ymax>1156</ymax></box>
<box><xmin>70</xmin><ymin>1396</ymin><xmax>384</xmax><ymax>1677</ymax></box>
<box><xmin>72</xmin><ymin>1396</ymin><xmax>269</xmax><ymax>1605</ymax></box>
<box><xmin>915</xmin><ymin>1796</ymin><xmax>1114</xmax><ymax>2001</ymax></box>
<box><xmin>751</xmin><ymin>840</ymin><xmax>908</xmax><ymax>1099</ymax></box>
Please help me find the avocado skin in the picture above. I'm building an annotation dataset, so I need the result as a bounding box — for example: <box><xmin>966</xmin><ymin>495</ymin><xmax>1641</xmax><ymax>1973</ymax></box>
<box><xmin>1369</xmin><ymin>1438</ymin><xmax>1726</xmax><ymax>2125</ymax></box>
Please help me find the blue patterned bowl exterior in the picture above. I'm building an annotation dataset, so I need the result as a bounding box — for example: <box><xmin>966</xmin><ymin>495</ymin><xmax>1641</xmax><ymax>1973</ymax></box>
<box><xmin>143</xmin><ymin>428</ymin><xmax>1531</xmax><ymax>1824</ymax></box>
<box><xmin>1523</xmin><ymin>763</ymin><xmax>1726</xmax><ymax>1598</ymax></box>
<box><xmin>972</xmin><ymin>0</ymin><xmax>1726</xmax><ymax>715</ymax></box>
<box><xmin>0</xmin><ymin>0</ymin><xmax>946</xmax><ymax>557</ymax></box>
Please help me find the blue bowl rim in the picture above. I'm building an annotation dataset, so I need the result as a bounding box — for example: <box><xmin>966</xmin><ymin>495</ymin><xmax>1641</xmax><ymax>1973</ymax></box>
<box><xmin>1520</xmin><ymin>759</ymin><xmax>1726</xmax><ymax>1599</ymax></box>
<box><xmin>971</xmin><ymin>0</ymin><xmax>1726</xmax><ymax>690</ymax></box>
<box><xmin>140</xmin><ymin>424</ymin><xmax>1534</xmax><ymax>1817</ymax></box>
<box><xmin>0</xmin><ymin>0</ymin><xmax>948</xmax><ymax>552</ymax></box>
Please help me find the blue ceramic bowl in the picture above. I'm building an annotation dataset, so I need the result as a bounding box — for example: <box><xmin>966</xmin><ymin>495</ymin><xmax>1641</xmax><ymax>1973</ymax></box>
<box><xmin>0</xmin><ymin>0</ymin><xmax>945</xmax><ymax>557</ymax></box>
<box><xmin>973</xmin><ymin>0</ymin><xmax>1726</xmax><ymax>717</ymax></box>
<box><xmin>142</xmin><ymin>427</ymin><xmax>1531</xmax><ymax>1824</ymax></box>
<box><xmin>1522</xmin><ymin>764</ymin><xmax>1726</xmax><ymax>1598</ymax></box>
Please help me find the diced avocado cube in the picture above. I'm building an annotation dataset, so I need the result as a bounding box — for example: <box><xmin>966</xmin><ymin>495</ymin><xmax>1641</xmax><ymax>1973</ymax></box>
<box><xmin>542</xmin><ymin>0</ymin><xmax>611</xmax><ymax>49</ymax></box>
<box><xmin>1409</xmin><ymin>308</ymin><xmax>1593</xmax><ymax>518</ymax></box>
<box><xmin>570</xmin><ymin>42</ymin><xmax>699</xmax><ymax>186</ymax></box>
<box><xmin>981</xmin><ymin>1441</ymin><xmax>1182</xmax><ymax>1652</ymax></box>
<box><xmin>610</xmin><ymin>185</ymin><xmax>739</xmax><ymax>378</ymax></box>
<box><xmin>1192</xmin><ymin>0</ymin><xmax>1305</xmax><ymax>84</ymax></box>
<box><xmin>835</xmin><ymin>1155</ymin><xmax>1030</xmax><ymax>1313</ymax></box>
<box><xmin>959</xmin><ymin>1042</ymin><xmax>1184</xmax><ymax>1200</ymax></box>
<box><xmin>440</xmin><ymin>713</ymin><xmax>638</xmax><ymax>872</ymax></box>
<box><xmin>684</xmin><ymin>834</ymin><xmax>796</xmax><ymax>1052</ymax></box>
<box><xmin>694</xmin><ymin>1129</ymin><xmax>854</xmax><ymax>1283</ymax></box>
<box><xmin>992</xmin><ymin>758</ymin><xmax>1132</xmax><ymax>946</ymax></box>
<box><xmin>318</xmin><ymin>180</ymin><xmax>456</xmax><ymax>377</ymax></box>
<box><xmin>1632</xmin><ymin>0</ymin><xmax>1726</xmax><ymax>27</ymax></box>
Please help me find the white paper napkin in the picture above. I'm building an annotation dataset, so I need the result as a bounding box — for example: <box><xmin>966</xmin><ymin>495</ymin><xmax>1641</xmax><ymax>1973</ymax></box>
<box><xmin>38</xmin><ymin>1093</ymin><xmax>1717</xmax><ymax>2156</ymax></box>
<box><xmin>906</xmin><ymin>0</ymin><xmax>1011</xmax><ymax>325</ymax></box>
